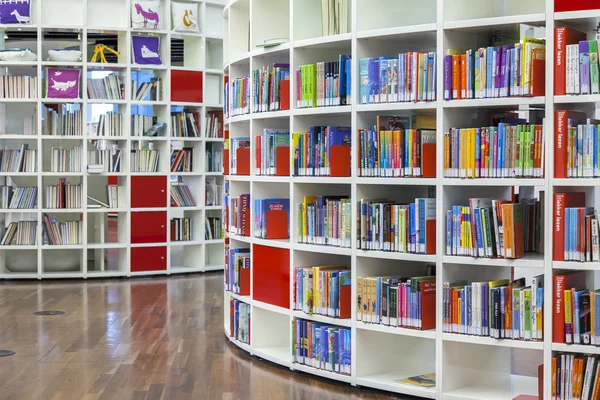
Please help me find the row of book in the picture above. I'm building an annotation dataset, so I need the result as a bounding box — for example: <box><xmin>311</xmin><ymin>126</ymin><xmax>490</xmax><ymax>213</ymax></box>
<box><xmin>132</xmin><ymin>78</ymin><xmax>162</xmax><ymax>101</ymax></box>
<box><xmin>205</xmin><ymin>217</ymin><xmax>222</xmax><ymax>240</ymax></box>
<box><xmin>205</xmin><ymin>111</ymin><xmax>223</xmax><ymax>139</ymax></box>
<box><xmin>357</xmin><ymin>274</ymin><xmax>435</xmax><ymax>330</ymax></box>
<box><xmin>292</xmin><ymin>127</ymin><xmax>351</xmax><ymax>177</ymax></box>
<box><xmin>443</xmin><ymin>277</ymin><xmax>544</xmax><ymax>341</ymax></box>
<box><xmin>256</xmin><ymin>130</ymin><xmax>289</xmax><ymax>176</ymax></box>
<box><xmin>0</xmin><ymin>76</ymin><xmax>37</xmax><ymax>99</ymax></box>
<box><xmin>0</xmin><ymin>146</ymin><xmax>36</xmax><ymax>172</ymax></box>
<box><xmin>555</xmin><ymin>111</ymin><xmax>600</xmax><ymax>178</ymax></box>
<box><xmin>446</xmin><ymin>197</ymin><xmax>542</xmax><ymax>259</ymax></box>
<box><xmin>131</xmin><ymin>114</ymin><xmax>159</xmax><ymax>137</ymax></box>
<box><xmin>296</xmin><ymin>55</ymin><xmax>351</xmax><ymax>108</ymax></box>
<box><xmin>0</xmin><ymin>186</ymin><xmax>37</xmax><ymax>209</ymax></box>
<box><xmin>443</xmin><ymin>38</ymin><xmax>546</xmax><ymax>100</ymax></box>
<box><xmin>171</xmin><ymin>111</ymin><xmax>200</xmax><ymax>138</ymax></box>
<box><xmin>225</xmin><ymin>193</ymin><xmax>249</xmax><ymax>236</ymax></box>
<box><xmin>297</xmin><ymin>196</ymin><xmax>351</xmax><ymax>248</ymax></box>
<box><xmin>50</xmin><ymin>145</ymin><xmax>82</xmax><ymax>173</ymax></box>
<box><xmin>360</xmin><ymin>53</ymin><xmax>437</xmax><ymax>104</ymax></box>
<box><xmin>44</xmin><ymin>107</ymin><xmax>82</xmax><ymax>136</ymax></box>
<box><xmin>552</xmin><ymin>353</ymin><xmax>600</xmax><ymax>400</ymax></box>
<box><xmin>555</xmin><ymin>27</ymin><xmax>600</xmax><ymax>96</ymax></box>
<box><xmin>229</xmin><ymin>299</ymin><xmax>250</xmax><ymax>344</ymax></box>
<box><xmin>1</xmin><ymin>221</ymin><xmax>36</xmax><ymax>245</ymax></box>
<box><xmin>43</xmin><ymin>214</ymin><xmax>82</xmax><ymax>245</ymax></box>
<box><xmin>253</xmin><ymin>198</ymin><xmax>290</xmax><ymax>239</ymax></box>
<box><xmin>358</xmin><ymin>197</ymin><xmax>436</xmax><ymax>254</ymax></box>
<box><xmin>87</xmin><ymin>74</ymin><xmax>124</xmax><ymax>100</ymax></box>
<box><xmin>229</xmin><ymin>137</ymin><xmax>249</xmax><ymax>175</ymax></box>
<box><xmin>224</xmin><ymin>247</ymin><xmax>249</xmax><ymax>294</ymax></box>
<box><xmin>170</xmin><ymin>183</ymin><xmax>196</xmax><ymax>207</ymax></box>
<box><xmin>224</xmin><ymin>75</ymin><xmax>250</xmax><ymax>118</ymax></box>
<box><xmin>170</xmin><ymin>148</ymin><xmax>193</xmax><ymax>172</ymax></box>
<box><xmin>171</xmin><ymin>217</ymin><xmax>192</xmax><ymax>241</ymax></box>
<box><xmin>292</xmin><ymin>319</ymin><xmax>351</xmax><ymax>375</ymax></box>
<box><xmin>90</xmin><ymin>112</ymin><xmax>124</xmax><ymax>137</ymax></box>
<box><xmin>251</xmin><ymin>64</ymin><xmax>290</xmax><ymax>113</ymax></box>
<box><xmin>321</xmin><ymin>0</ymin><xmax>347</xmax><ymax>36</ymax></box>
<box><xmin>20</xmin><ymin>114</ymin><xmax>36</xmax><ymax>136</ymax></box>
<box><xmin>130</xmin><ymin>149</ymin><xmax>160</xmax><ymax>173</ymax></box>
<box><xmin>206</xmin><ymin>143</ymin><xmax>222</xmax><ymax>173</ymax></box>
<box><xmin>444</xmin><ymin>124</ymin><xmax>546</xmax><ymax>179</ymax></box>
<box><xmin>45</xmin><ymin>180</ymin><xmax>81</xmax><ymax>209</ymax></box>
<box><xmin>561</xmin><ymin>206</ymin><xmax>600</xmax><ymax>262</ymax></box>
<box><xmin>293</xmin><ymin>266</ymin><xmax>350</xmax><ymax>319</ymax></box>
<box><xmin>205</xmin><ymin>177</ymin><xmax>221</xmax><ymax>207</ymax></box>
<box><xmin>88</xmin><ymin>149</ymin><xmax>122</xmax><ymax>173</ymax></box>
<box><xmin>554</xmin><ymin>271</ymin><xmax>596</xmax><ymax>346</ymax></box>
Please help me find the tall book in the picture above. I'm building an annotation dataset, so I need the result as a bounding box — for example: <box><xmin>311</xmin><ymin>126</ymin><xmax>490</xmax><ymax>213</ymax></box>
<box><xmin>553</xmin><ymin>271</ymin><xmax>586</xmax><ymax>343</ymax></box>
<box><xmin>554</xmin><ymin>110</ymin><xmax>587</xmax><ymax>179</ymax></box>
<box><xmin>554</xmin><ymin>27</ymin><xmax>587</xmax><ymax>95</ymax></box>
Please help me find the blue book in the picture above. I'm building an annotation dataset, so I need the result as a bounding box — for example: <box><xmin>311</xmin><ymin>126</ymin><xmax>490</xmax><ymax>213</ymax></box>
<box><xmin>346</xmin><ymin>56</ymin><xmax>352</xmax><ymax>105</ymax></box>
<box><xmin>446</xmin><ymin>210</ymin><xmax>452</xmax><ymax>255</ymax></box>
<box><xmin>474</xmin><ymin>208</ymin><xmax>484</xmax><ymax>257</ymax></box>
<box><xmin>359</xmin><ymin>58</ymin><xmax>370</xmax><ymax>104</ymax></box>
<box><xmin>378</xmin><ymin>57</ymin><xmax>391</xmax><ymax>103</ymax></box>
<box><xmin>320</xmin><ymin>326</ymin><xmax>328</xmax><ymax>369</ymax></box>
<box><xmin>486</xmin><ymin>47</ymin><xmax>494</xmax><ymax>97</ymax></box>
<box><xmin>368</xmin><ymin>58</ymin><xmax>379</xmax><ymax>103</ymax></box>
<box><xmin>260</xmin><ymin>198</ymin><xmax>290</xmax><ymax>239</ymax></box>
<box><xmin>595</xmin><ymin>125</ymin><xmax>599</xmax><ymax>177</ymax></box>
<box><xmin>339</xmin><ymin>54</ymin><xmax>348</xmax><ymax>105</ymax></box>
<box><xmin>398</xmin><ymin>53</ymin><xmax>405</xmax><ymax>101</ymax></box>
<box><xmin>537</xmin><ymin>287</ymin><xmax>543</xmax><ymax>338</ymax></box>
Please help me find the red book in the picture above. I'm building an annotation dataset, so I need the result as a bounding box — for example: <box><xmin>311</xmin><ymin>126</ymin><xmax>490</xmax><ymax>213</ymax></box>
<box><xmin>255</xmin><ymin>135</ymin><xmax>261</xmax><ymax>175</ymax></box>
<box><xmin>239</xmin><ymin>194</ymin><xmax>250</xmax><ymax>236</ymax></box>
<box><xmin>420</xmin><ymin>280</ymin><xmax>436</xmax><ymax>330</ymax></box>
<box><xmin>421</xmin><ymin>129</ymin><xmax>436</xmax><ymax>178</ymax></box>
<box><xmin>280</xmin><ymin>80</ymin><xmax>290</xmax><ymax>110</ymax></box>
<box><xmin>553</xmin><ymin>192</ymin><xmax>585</xmax><ymax>261</ymax></box>
<box><xmin>554</xmin><ymin>27</ymin><xmax>586</xmax><ymax>95</ymax></box>
<box><xmin>275</xmin><ymin>146</ymin><xmax>290</xmax><ymax>176</ymax></box>
<box><xmin>460</xmin><ymin>54</ymin><xmax>467</xmax><ymax>99</ymax></box>
<box><xmin>339</xmin><ymin>283</ymin><xmax>351</xmax><ymax>319</ymax></box>
<box><xmin>554</xmin><ymin>110</ymin><xmax>587</xmax><ymax>178</ymax></box>
<box><xmin>452</xmin><ymin>55</ymin><xmax>460</xmax><ymax>99</ymax></box>
<box><xmin>553</xmin><ymin>271</ymin><xmax>585</xmax><ymax>343</ymax></box>
<box><xmin>236</xmin><ymin>147</ymin><xmax>250</xmax><ymax>176</ymax></box>
<box><xmin>555</xmin><ymin>0</ymin><xmax>600</xmax><ymax>13</ymax></box>
<box><xmin>252</xmin><ymin>244</ymin><xmax>290</xmax><ymax>309</ymax></box>
<box><xmin>239</xmin><ymin>264</ymin><xmax>250</xmax><ymax>296</ymax></box>
<box><xmin>531</xmin><ymin>49</ymin><xmax>545</xmax><ymax>97</ymax></box>
<box><xmin>265</xmin><ymin>209</ymin><xmax>288</xmax><ymax>239</ymax></box>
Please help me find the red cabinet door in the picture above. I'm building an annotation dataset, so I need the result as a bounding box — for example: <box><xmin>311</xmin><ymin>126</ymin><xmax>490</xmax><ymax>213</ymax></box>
<box><xmin>131</xmin><ymin>246</ymin><xmax>166</xmax><ymax>272</ymax></box>
<box><xmin>131</xmin><ymin>176</ymin><xmax>167</xmax><ymax>208</ymax></box>
<box><xmin>131</xmin><ymin>211</ymin><xmax>167</xmax><ymax>243</ymax></box>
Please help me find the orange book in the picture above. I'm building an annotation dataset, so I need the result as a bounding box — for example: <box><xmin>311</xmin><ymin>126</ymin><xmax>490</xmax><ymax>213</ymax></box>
<box><xmin>255</xmin><ymin>135</ymin><xmax>262</xmax><ymax>174</ymax></box>
<box><xmin>552</xmin><ymin>357</ymin><xmax>556</xmax><ymax>399</ymax></box>
<box><xmin>460</xmin><ymin>54</ymin><xmax>467</xmax><ymax>99</ymax></box>
<box><xmin>421</xmin><ymin>129</ymin><xmax>436</xmax><ymax>178</ymax></box>
<box><xmin>239</xmin><ymin>267</ymin><xmax>250</xmax><ymax>295</ymax></box>
<box><xmin>452</xmin><ymin>55</ymin><xmax>460</xmax><ymax>99</ymax></box>
<box><xmin>531</xmin><ymin>48</ymin><xmax>546</xmax><ymax>96</ymax></box>
<box><xmin>280</xmin><ymin>79</ymin><xmax>290</xmax><ymax>110</ymax></box>
<box><xmin>275</xmin><ymin>146</ymin><xmax>290</xmax><ymax>176</ymax></box>
<box><xmin>590</xmin><ymin>360</ymin><xmax>600</xmax><ymax>400</ymax></box>
<box><xmin>265</xmin><ymin>209</ymin><xmax>288</xmax><ymax>239</ymax></box>
<box><xmin>236</xmin><ymin>147</ymin><xmax>250</xmax><ymax>176</ymax></box>
<box><xmin>419</xmin><ymin>280</ymin><xmax>436</xmax><ymax>330</ymax></box>
<box><xmin>502</xmin><ymin>204</ymin><xmax>514</xmax><ymax>259</ymax></box>
<box><xmin>330</xmin><ymin>146</ymin><xmax>350</xmax><ymax>177</ymax></box>
<box><xmin>444</xmin><ymin>132</ymin><xmax>449</xmax><ymax>173</ymax></box>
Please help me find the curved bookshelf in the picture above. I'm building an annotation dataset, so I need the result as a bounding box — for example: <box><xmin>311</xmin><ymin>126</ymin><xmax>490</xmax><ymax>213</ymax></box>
<box><xmin>0</xmin><ymin>0</ymin><xmax>226</xmax><ymax>279</ymax></box>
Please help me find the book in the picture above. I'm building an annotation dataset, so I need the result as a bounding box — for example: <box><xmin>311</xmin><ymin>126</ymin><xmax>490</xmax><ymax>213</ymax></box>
<box><xmin>171</xmin><ymin>217</ymin><xmax>193</xmax><ymax>241</ymax></box>
<box><xmin>396</xmin><ymin>373</ymin><xmax>436</xmax><ymax>388</ymax></box>
<box><xmin>293</xmin><ymin>267</ymin><xmax>351</xmax><ymax>318</ymax></box>
<box><xmin>44</xmin><ymin>106</ymin><xmax>82</xmax><ymax>136</ymax></box>
<box><xmin>320</xmin><ymin>0</ymin><xmax>348</xmax><ymax>36</ymax></box>
<box><xmin>1</xmin><ymin>220</ymin><xmax>36</xmax><ymax>245</ymax></box>
<box><xmin>225</xmin><ymin>74</ymin><xmax>250</xmax><ymax>118</ymax></box>
<box><xmin>170</xmin><ymin>183</ymin><xmax>196</xmax><ymax>207</ymax></box>
<box><xmin>205</xmin><ymin>217</ymin><xmax>222</xmax><ymax>240</ymax></box>
<box><xmin>553</xmin><ymin>271</ymin><xmax>586</xmax><ymax>343</ymax></box>
<box><xmin>553</xmin><ymin>192</ymin><xmax>586</xmax><ymax>261</ymax></box>
<box><xmin>45</xmin><ymin>179</ymin><xmax>81</xmax><ymax>209</ymax></box>
<box><xmin>554</xmin><ymin>110</ymin><xmax>587</xmax><ymax>179</ymax></box>
<box><xmin>297</xmin><ymin>196</ymin><xmax>351</xmax><ymax>248</ymax></box>
<box><xmin>224</xmin><ymin>247</ymin><xmax>250</xmax><ymax>294</ymax></box>
<box><xmin>87</xmin><ymin>72</ymin><xmax>124</xmax><ymax>100</ymax></box>
<box><xmin>296</xmin><ymin>56</ymin><xmax>351</xmax><ymax>108</ymax></box>
<box><xmin>257</xmin><ymin>129</ymin><xmax>290</xmax><ymax>176</ymax></box>
<box><xmin>252</xmin><ymin>63</ymin><xmax>290</xmax><ymax>112</ymax></box>
<box><xmin>254</xmin><ymin>198</ymin><xmax>290</xmax><ymax>239</ymax></box>
<box><xmin>229</xmin><ymin>137</ymin><xmax>250</xmax><ymax>175</ymax></box>
<box><xmin>230</xmin><ymin>299</ymin><xmax>251</xmax><ymax>344</ymax></box>
<box><xmin>224</xmin><ymin>193</ymin><xmax>250</xmax><ymax>236</ymax></box>
<box><xmin>205</xmin><ymin>110</ymin><xmax>223</xmax><ymax>138</ymax></box>
<box><xmin>292</xmin><ymin>319</ymin><xmax>351</xmax><ymax>375</ymax></box>
<box><xmin>293</xmin><ymin>126</ymin><xmax>350</xmax><ymax>177</ymax></box>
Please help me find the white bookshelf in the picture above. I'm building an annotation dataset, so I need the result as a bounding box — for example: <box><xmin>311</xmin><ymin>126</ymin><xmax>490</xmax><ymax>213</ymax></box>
<box><xmin>0</xmin><ymin>0</ymin><xmax>225</xmax><ymax>279</ymax></box>
<box><xmin>221</xmin><ymin>0</ymin><xmax>600</xmax><ymax>399</ymax></box>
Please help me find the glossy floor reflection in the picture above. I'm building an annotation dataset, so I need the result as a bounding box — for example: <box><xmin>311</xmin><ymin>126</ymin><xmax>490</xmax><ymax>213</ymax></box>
<box><xmin>0</xmin><ymin>272</ymin><xmax>407</xmax><ymax>400</ymax></box>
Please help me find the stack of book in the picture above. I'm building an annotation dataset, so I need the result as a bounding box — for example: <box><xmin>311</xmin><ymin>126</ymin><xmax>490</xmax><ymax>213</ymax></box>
<box><xmin>87</xmin><ymin>73</ymin><xmax>124</xmax><ymax>100</ymax></box>
<box><xmin>132</xmin><ymin>78</ymin><xmax>162</xmax><ymax>101</ymax></box>
<box><xmin>206</xmin><ymin>143</ymin><xmax>222</xmax><ymax>173</ymax></box>
<box><xmin>292</xmin><ymin>319</ymin><xmax>351</xmax><ymax>375</ymax></box>
<box><xmin>225</xmin><ymin>193</ymin><xmax>250</xmax><ymax>236</ymax></box>
<box><xmin>171</xmin><ymin>217</ymin><xmax>192</xmax><ymax>241</ymax></box>
<box><xmin>229</xmin><ymin>137</ymin><xmax>250</xmax><ymax>175</ymax></box>
<box><xmin>360</xmin><ymin>53</ymin><xmax>437</xmax><ymax>104</ymax></box>
<box><xmin>297</xmin><ymin>196</ymin><xmax>351</xmax><ymax>248</ymax></box>
<box><xmin>252</xmin><ymin>63</ymin><xmax>290</xmax><ymax>112</ymax></box>
<box><xmin>443</xmin><ymin>38</ymin><xmax>546</xmax><ymax>100</ymax></box>
<box><xmin>225</xmin><ymin>247</ymin><xmax>250</xmax><ymax>294</ymax></box>
<box><xmin>0</xmin><ymin>76</ymin><xmax>37</xmax><ymax>99</ymax></box>
<box><xmin>45</xmin><ymin>179</ymin><xmax>81</xmax><ymax>209</ymax></box>
<box><xmin>552</xmin><ymin>354</ymin><xmax>600</xmax><ymax>400</ymax></box>
<box><xmin>171</xmin><ymin>183</ymin><xmax>196</xmax><ymax>207</ymax></box>
<box><xmin>320</xmin><ymin>0</ymin><xmax>348</xmax><ymax>36</ymax></box>
<box><xmin>357</xmin><ymin>274</ymin><xmax>436</xmax><ymax>330</ymax></box>
<box><xmin>205</xmin><ymin>110</ymin><xmax>223</xmax><ymax>138</ymax></box>
<box><xmin>43</xmin><ymin>214</ymin><xmax>82</xmax><ymax>245</ymax></box>
<box><xmin>50</xmin><ymin>145</ymin><xmax>82</xmax><ymax>172</ymax></box>
<box><xmin>444</xmin><ymin>123</ymin><xmax>545</xmax><ymax>179</ymax></box>
<box><xmin>131</xmin><ymin>142</ymin><xmax>159</xmax><ymax>173</ymax></box>
<box><xmin>292</xmin><ymin>127</ymin><xmax>350</xmax><ymax>177</ymax></box>
<box><xmin>256</xmin><ymin>129</ymin><xmax>290</xmax><ymax>175</ymax></box>
<box><xmin>446</xmin><ymin>197</ymin><xmax>543</xmax><ymax>259</ymax></box>
<box><xmin>205</xmin><ymin>217</ymin><xmax>222</xmax><ymax>240</ymax></box>
<box><xmin>254</xmin><ymin>198</ymin><xmax>290</xmax><ymax>239</ymax></box>
<box><xmin>296</xmin><ymin>55</ymin><xmax>351</xmax><ymax>108</ymax></box>
<box><xmin>43</xmin><ymin>106</ymin><xmax>82</xmax><ymax>136</ymax></box>
<box><xmin>170</xmin><ymin>147</ymin><xmax>193</xmax><ymax>172</ymax></box>
<box><xmin>205</xmin><ymin>177</ymin><xmax>221</xmax><ymax>207</ymax></box>
<box><xmin>224</xmin><ymin>75</ymin><xmax>250</xmax><ymax>118</ymax></box>
<box><xmin>171</xmin><ymin>111</ymin><xmax>200</xmax><ymax>137</ymax></box>
<box><xmin>88</xmin><ymin>140</ymin><xmax>122</xmax><ymax>173</ymax></box>
<box><xmin>89</xmin><ymin>112</ymin><xmax>123</xmax><ymax>137</ymax></box>
<box><xmin>131</xmin><ymin>115</ymin><xmax>160</xmax><ymax>137</ymax></box>
<box><xmin>229</xmin><ymin>299</ymin><xmax>250</xmax><ymax>344</ymax></box>
<box><xmin>555</xmin><ymin>27</ymin><xmax>600</xmax><ymax>96</ymax></box>
<box><xmin>0</xmin><ymin>145</ymin><xmax>37</xmax><ymax>172</ymax></box>
<box><xmin>293</xmin><ymin>266</ymin><xmax>351</xmax><ymax>319</ymax></box>
<box><xmin>358</xmin><ymin>197</ymin><xmax>436</xmax><ymax>254</ymax></box>
<box><xmin>87</xmin><ymin>164</ymin><xmax>104</xmax><ymax>174</ymax></box>
<box><xmin>443</xmin><ymin>277</ymin><xmax>544</xmax><ymax>341</ymax></box>
<box><xmin>0</xmin><ymin>186</ymin><xmax>37</xmax><ymax>209</ymax></box>
<box><xmin>1</xmin><ymin>221</ymin><xmax>37</xmax><ymax>245</ymax></box>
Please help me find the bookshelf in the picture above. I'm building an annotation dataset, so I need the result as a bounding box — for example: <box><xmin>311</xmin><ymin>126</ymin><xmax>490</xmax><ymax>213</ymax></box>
<box><xmin>0</xmin><ymin>0</ymin><xmax>225</xmax><ymax>279</ymax></box>
<box><xmin>220</xmin><ymin>0</ymin><xmax>600</xmax><ymax>399</ymax></box>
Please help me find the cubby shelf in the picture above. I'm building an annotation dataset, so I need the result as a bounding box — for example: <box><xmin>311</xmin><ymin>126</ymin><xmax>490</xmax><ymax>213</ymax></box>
<box><xmin>0</xmin><ymin>0</ymin><xmax>226</xmax><ymax>279</ymax></box>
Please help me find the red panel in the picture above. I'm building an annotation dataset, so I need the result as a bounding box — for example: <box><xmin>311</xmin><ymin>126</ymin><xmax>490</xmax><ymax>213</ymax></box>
<box><xmin>252</xmin><ymin>244</ymin><xmax>289</xmax><ymax>309</ymax></box>
<box><xmin>555</xmin><ymin>0</ymin><xmax>599</xmax><ymax>12</ymax></box>
<box><xmin>131</xmin><ymin>246</ymin><xmax>166</xmax><ymax>272</ymax></box>
<box><xmin>171</xmin><ymin>70</ymin><xmax>203</xmax><ymax>103</ymax></box>
<box><xmin>131</xmin><ymin>211</ymin><xmax>167</xmax><ymax>243</ymax></box>
<box><xmin>131</xmin><ymin>175</ymin><xmax>167</xmax><ymax>208</ymax></box>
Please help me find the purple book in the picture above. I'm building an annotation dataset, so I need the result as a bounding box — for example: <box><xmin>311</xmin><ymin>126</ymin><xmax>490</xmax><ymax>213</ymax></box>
<box><xmin>580</xmin><ymin>40</ymin><xmax>590</xmax><ymax>95</ymax></box>
<box><xmin>499</xmin><ymin>46</ymin><xmax>506</xmax><ymax>97</ymax></box>
<box><xmin>444</xmin><ymin>54</ymin><xmax>452</xmax><ymax>100</ymax></box>
<box><xmin>495</xmin><ymin>47</ymin><xmax>502</xmax><ymax>97</ymax></box>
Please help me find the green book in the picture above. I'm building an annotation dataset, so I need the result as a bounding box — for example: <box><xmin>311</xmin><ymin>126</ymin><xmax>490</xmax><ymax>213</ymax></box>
<box><xmin>523</xmin><ymin>287</ymin><xmax>531</xmax><ymax>340</ymax></box>
<box><xmin>590</xmin><ymin>40</ymin><xmax>600</xmax><ymax>94</ymax></box>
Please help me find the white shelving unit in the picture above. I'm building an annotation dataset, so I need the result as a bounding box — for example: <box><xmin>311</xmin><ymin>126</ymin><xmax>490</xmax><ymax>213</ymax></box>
<box><xmin>222</xmin><ymin>0</ymin><xmax>600</xmax><ymax>399</ymax></box>
<box><xmin>0</xmin><ymin>0</ymin><xmax>225</xmax><ymax>279</ymax></box>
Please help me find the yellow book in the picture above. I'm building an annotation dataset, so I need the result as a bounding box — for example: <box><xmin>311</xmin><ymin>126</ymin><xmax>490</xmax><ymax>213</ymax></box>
<box><xmin>469</xmin><ymin>128</ymin><xmax>477</xmax><ymax>178</ymax></box>
<box><xmin>460</xmin><ymin>129</ymin><xmax>466</xmax><ymax>178</ymax></box>
<box><xmin>357</xmin><ymin>277</ymin><xmax>363</xmax><ymax>321</ymax></box>
<box><xmin>302</xmin><ymin>196</ymin><xmax>316</xmax><ymax>243</ymax></box>
<box><xmin>412</xmin><ymin>115</ymin><xmax>436</xmax><ymax>130</ymax></box>
<box><xmin>399</xmin><ymin>208</ymin><xmax>406</xmax><ymax>252</ymax></box>
<box><xmin>408</xmin><ymin>129</ymin><xmax>413</xmax><ymax>174</ymax></box>
<box><xmin>592</xmin><ymin>293</ymin><xmax>596</xmax><ymax>344</ymax></box>
<box><xmin>292</xmin><ymin>132</ymin><xmax>301</xmax><ymax>175</ymax></box>
<box><xmin>446</xmin><ymin>48</ymin><xmax>463</xmax><ymax>56</ymax></box>
<box><xmin>521</xmin><ymin>37</ymin><xmax>545</xmax><ymax>94</ymax></box>
<box><xmin>565</xmin><ymin>289</ymin><xmax>573</xmax><ymax>344</ymax></box>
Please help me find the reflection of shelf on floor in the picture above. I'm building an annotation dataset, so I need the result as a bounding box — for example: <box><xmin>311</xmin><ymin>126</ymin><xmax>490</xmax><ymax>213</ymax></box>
<box><xmin>253</xmin><ymin>346</ymin><xmax>291</xmax><ymax>367</ymax></box>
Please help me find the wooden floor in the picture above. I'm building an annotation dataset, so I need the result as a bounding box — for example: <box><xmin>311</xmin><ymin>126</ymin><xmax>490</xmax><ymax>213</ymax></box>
<box><xmin>0</xmin><ymin>272</ymin><xmax>407</xmax><ymax>400</ymax></box>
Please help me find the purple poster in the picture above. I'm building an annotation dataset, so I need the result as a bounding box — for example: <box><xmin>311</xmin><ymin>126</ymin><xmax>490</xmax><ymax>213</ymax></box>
<box><xmin>46</xmin><ymin>68</ymin><xmax>80</xmax><ymax>99</ymax></box>
<box><xmin>0</xmin><ymin>0</ymin><xmax>31</xmax><ymax>24</ymax></box>
<box><xmin>131</xmin><ymin>35</ymin><xmax>162</xmax><ymax>65</ymax></box>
